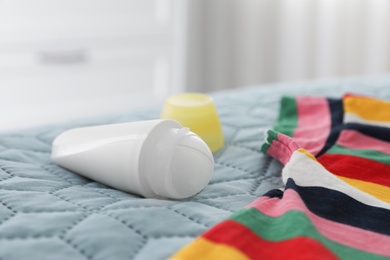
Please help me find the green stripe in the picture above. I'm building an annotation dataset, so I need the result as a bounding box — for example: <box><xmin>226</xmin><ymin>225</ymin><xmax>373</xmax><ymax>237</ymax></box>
<box><xmin>266</xmin><ymin>129</ymin><xmax>279</xmax><ymax>142</ymax></box>
<box><xmin>229</xmin><ymin>208</ymin><xmax>387</xmax><ymax>260</ymax></box>
<box><xmin>260</xmin><ymin>142</ymin><xmax>271</xmax><ymax>153</ymax></box>
<box><xmin>274</xmin><ymin>96</ymin><xmax>298</xmax><ymax>137</ymax></box>
<box><xmin>261</xmin><ymin>130</ymin><xmax>279</xmax><ymax>153</ymax></box>
<box><xmin>327</xmin><ymin>145</ymin><xmax>390</xmax><ymax>166</ymax></box>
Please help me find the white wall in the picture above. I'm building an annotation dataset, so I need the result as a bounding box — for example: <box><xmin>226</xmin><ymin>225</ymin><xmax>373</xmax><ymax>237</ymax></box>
<box><xmin>3</xmin><ymin>0</ymin><xmax>390</xmax><ymax>131</ymax></box>
<box><xmin>0</xmin><ymin>0</ymin><xmax>186</xmax><ymax>132</ymax></box>
<box><xmin>185</xmin><ymin>0</ymin><xmax>390</xmax><ymax>92</ymax></box>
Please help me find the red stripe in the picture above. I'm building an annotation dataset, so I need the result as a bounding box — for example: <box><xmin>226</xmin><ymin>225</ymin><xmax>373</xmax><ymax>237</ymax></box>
<box><xmin>202</xmin><ymin>220</ymin><xmax>338</xmax><ymax>260</ymax></box>
<box><xmin>343</xmin><ymin>93</ymin><xmax>365</xmax><ymax>99</ymax></box>
<box><xmin>318</xmin><ymin>153</ymin><xmax>390</xmax><ymax>187</ymax></box>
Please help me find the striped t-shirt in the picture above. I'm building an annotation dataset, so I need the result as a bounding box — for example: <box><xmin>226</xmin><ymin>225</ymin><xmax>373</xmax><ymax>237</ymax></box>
<box><xmin>172</xmin><ymin>94</ymin><xmax>390</xmax><ymax>259</ymax></box>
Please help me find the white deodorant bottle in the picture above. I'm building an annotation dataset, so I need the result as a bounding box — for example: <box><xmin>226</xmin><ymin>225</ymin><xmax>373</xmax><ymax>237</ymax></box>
<box><xmin>51</xmin><ymin>119</ymin><xmax>214</xmax><ymax>199</ymax></box>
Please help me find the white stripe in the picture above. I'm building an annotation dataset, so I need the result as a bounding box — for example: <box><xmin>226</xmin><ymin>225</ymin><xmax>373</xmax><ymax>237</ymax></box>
<box><xmin>344</xmin><ymin>113</ymin><xmax>390</xmax><ymax>128</ymax></box>
<box><xmin>282</xmin><ymin>150</ymin><xmax>390</xmax><ymax>210</ymax></box>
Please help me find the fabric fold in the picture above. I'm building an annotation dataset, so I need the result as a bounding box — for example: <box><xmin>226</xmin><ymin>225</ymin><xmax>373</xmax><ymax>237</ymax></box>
<box><xmin>172</xmin><ymin>93</ymin><xmax>390</xmax><ymax>260</ymax></box>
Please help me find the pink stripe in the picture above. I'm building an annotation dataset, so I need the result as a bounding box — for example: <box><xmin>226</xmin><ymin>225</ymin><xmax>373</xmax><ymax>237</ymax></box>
<box><xmin>337</xmin><ymin>129</ymin><xmax>390</xmax><ymax>155</ymax></box>
<box><xmin>247</xmin><ymin>189</ymin><xmax>390</xmax><ymax>256</ymax></box>
<box><xmin>293</xmin><ymin>97</ymin><xmax>331</xmax><ymax>156</ymax></box>
<box><xmin>266</xmin><ymin>141</ymin><xmax>291</xmax><ymax>165</ymax></box>
<box><xmin>266</xmin><ymin>133</ymin><xmax>300</xmax><ymax>165</ymax></box>
<box><xmin>277</xmin><ymin>133</ymin><xmax>301</xmax><ymax>151</ymax></box>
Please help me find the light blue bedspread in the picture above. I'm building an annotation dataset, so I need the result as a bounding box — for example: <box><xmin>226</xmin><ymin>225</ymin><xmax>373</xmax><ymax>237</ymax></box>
<box><xmin>1</xmin><ymin>76</ymin><xmax>390</xmax><ymax>260</ymax></box>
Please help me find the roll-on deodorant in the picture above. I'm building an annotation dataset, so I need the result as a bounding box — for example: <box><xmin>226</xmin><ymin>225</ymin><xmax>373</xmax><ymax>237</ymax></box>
<box><xmin>51</xmin><ymin>119</ymin><xmax>214</xmax><ymax>199</ymax></box>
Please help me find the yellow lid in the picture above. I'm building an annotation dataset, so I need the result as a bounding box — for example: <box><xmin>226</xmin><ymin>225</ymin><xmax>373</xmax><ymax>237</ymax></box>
<box><xmin>161</xmin><ymin>93</ymin><xmax>224</xmax><ymax>152</ymax></box>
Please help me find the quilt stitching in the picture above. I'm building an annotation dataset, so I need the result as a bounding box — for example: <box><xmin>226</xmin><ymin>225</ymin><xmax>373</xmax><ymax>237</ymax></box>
<box><xmin>0</xmin><ymin>80</ymin><xmax>388</xmax><ymax>259</ymax></box>
<box><xmin>58</xmin><ymin>214</ymin><xmax>95</xmax><ymax>260</ymax></box>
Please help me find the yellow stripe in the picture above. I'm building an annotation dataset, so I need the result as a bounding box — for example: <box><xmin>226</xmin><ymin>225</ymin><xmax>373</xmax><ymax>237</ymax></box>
<box><xmin>337</xmin><ymin>176</ymin><xmax>390</xmax><ymax>204</ymax></box>
<box><xmin>344</xmin><ymin>96</ymin><xmax>390</xmax><ymax>122</ymax></box>
<box><xmin>296</xmin><ymin>149</ymin><xmax>390</xmax><ymax>203</ymax></box>
<box><xmin>170</xmin><ymin>238</ymin><xmax>249</xmax><ymax>260</ymax></box>
<box><xmin>297</xmin><ymin>148</ymin><xmax>319</xmax><ymax>163</ymax></box>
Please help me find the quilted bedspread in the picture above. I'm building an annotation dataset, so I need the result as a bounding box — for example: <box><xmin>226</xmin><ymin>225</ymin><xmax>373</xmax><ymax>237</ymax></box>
<box><xmin>1</xmin><ymin>77</ymin><xmax>390</xmax><ymax>260</ymax></box>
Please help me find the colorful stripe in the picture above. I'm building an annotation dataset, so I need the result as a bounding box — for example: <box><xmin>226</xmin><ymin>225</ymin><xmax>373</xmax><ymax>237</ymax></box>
<box><xmin>317</xmin><ymin>98</ymin><xmax>344</xmax><ymax>156</ymax></box>
<box><xmin>344</xmin><ymin>113</ymin><xmax>390</xmax><ymax>128</ymax></box>
<box><xmin>173</xmin><ymin>94</ymin><xmax>390</xmax><ymax>260</ymax></box>
<box><xmin>232</xmin><ymin>208</ymin><xmax>387</xmax><ymax>259</ymax></box>
<box><xmin>293</xmin><ymin>96</ymin><xmax>331</xmax><ymax>155</ymax></box>
<box><xmin>173</xmin><ymin>219</ymin><xmax>338</xmax><ymax>260</ymax></box>
<box><xmin>285</xmin><ymin>149</ymin><xmax>390</xmax><ymax>210</ymax></box>
<box><xmin>172</xmin><ymin>237</ymin><xmax>249</xmax><ymax>260</ymax></box>
<box><xmin>209</xmin><ymin>218</ymin><xmax>338</xmax><ymax>259</ymax></box>
<box><xmin>326</xmin><ymin>145</ymin><xmax>390</xmax><ymax>166</ymax></box>
<box><xmin>316</xmin><ymin>126</ymin><xmax>390</xmax><ymax>202</ymax></box>
<box><xmin>274</xmin><ymin>96</ymin><xmax>298</xmax><ymax>137</ymax></box>
<box><xmin>344</xmin><ymin>123</ymin><xmax>390</xmax><ymax>142</ymax></box>
<box><xmin>273</xmin><ymin>96</ymin><xmax>334</xmax><ymax>156</ymax></box>
<box><xmin>343</xmin><ymin>95</ymin><xmax>390</xmax><ymax>124</ymax></box>
<box><xmin>262</xmin><ymin>131</ymin><xmax>300</xmax><ymax>165</ymax></box>
<box><xmin>317</xmin><ymin>153</ymin><xmax>390</xmax><ymax>187</ymax></box>
<box><xmin>285</xmin><ymin>178</ymin><xmax>390</xmax><ymax>235</ymax></box>
<box><xmin>249</xmin><ymin>189</ymin><xmax>390</xmax><ymax>256</ymax></box>
<box><xmin>337</xmin><ymin>176</ymin><xmax>390</xmax><ymax>204</ymax></box>
<box><xmin>336</xmin><ymin>129</ymin><xmax>390</xmax><ymax>155</ymax></box>
<box><xmin>229</xmin><ymin>211</ymin><xmax>341</xmax><ymax>260</ymax></box>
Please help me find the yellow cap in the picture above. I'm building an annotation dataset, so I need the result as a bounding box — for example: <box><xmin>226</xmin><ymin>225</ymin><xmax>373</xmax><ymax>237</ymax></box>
<box><xmin>161</xmin><ymin>93</ymin><xmax>224</xmax><ymax>152</ymax></box>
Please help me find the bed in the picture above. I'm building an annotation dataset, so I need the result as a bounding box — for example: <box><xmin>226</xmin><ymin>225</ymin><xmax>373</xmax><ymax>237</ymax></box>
<box><xmin>1</xmin><ymin>76</ymin><xmax>390</xmax><ymax>260</ymax></box>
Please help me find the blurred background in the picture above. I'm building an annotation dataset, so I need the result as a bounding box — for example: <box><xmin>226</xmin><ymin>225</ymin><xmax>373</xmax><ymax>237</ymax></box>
<box><xmin>1</xmin><ymin>0</ymin><xmax>390</xmax><ymax>132</ymax></box>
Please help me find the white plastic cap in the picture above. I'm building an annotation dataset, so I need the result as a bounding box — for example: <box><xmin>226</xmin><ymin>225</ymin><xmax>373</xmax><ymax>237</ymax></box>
<box><xmin>140</xmin><ymin>124</ymin><xmax>214</xmax><ymax>199</ymax></box>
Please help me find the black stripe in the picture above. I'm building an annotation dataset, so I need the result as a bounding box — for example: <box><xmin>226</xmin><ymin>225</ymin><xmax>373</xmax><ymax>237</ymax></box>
<box><xmin>344</xmin><ymin>123</ymin><xmax>390</xmax><ymax>142</ymax></box>
<box><xmin>286</xmin><ymin>178</ymin><xmax>390</xmax><ymax>235</ymax></box>
<box><xmin>317</xmin><ymin>97</ymin><xmax>390</xmax><ymax>156</ymax></box>
<box><xmin>317</xmin><ymin>98</ymin><xmax>343</xmax><ymax>156</ymax></box>
<box><xmin>263</xmin><ymin>189</ymin><xmax>283</xmax><ymax>199</ymax></box>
